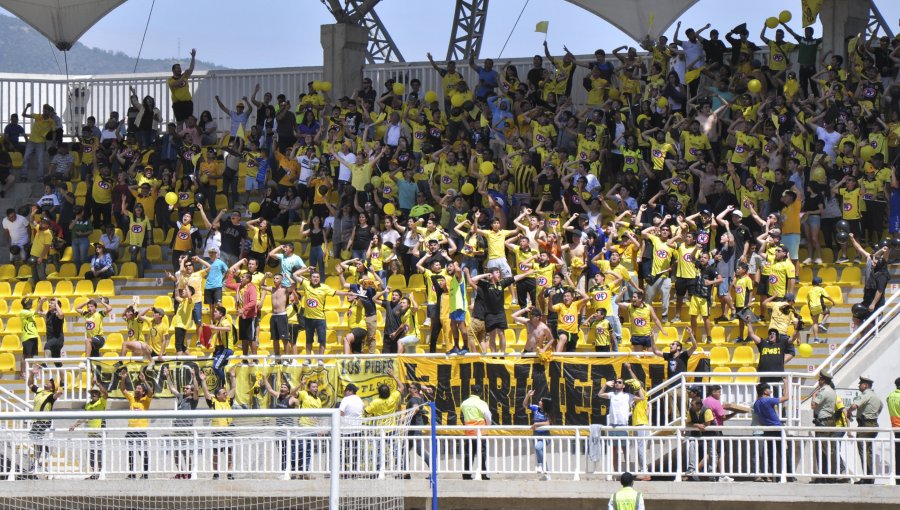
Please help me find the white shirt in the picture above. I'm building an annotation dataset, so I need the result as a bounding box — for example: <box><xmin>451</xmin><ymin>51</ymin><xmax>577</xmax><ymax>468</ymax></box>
<box><xmin>204</xmin><ymin>230</ymin><xmax>222</xmax><ymax>258</ymax></box>
<box><xmin>606</xmin><ymin>391</ymin><xmax>634</xmax><ymax>426</ymax></box>
<box><xmin>339</xmin><ymin>394</ymin><xmax>365</xmax><ymax>428</ymax></box>
<box><xmin>337</xmin><ymin>151</ymin><xmax>356</xmax><ymax>182</ymax></box>
<box><xmin>38</xmin><ymin>194</ymin><xmax>60</xmax><ymax>208</ymax></box>
<box><xmin>815</xmin><ymin>126</ymin><xmax>842</xmax><ymax>160</ymax></box>
<box><xmin>385</xmin><ymin>124</ymin><xmax>401</xmax><ymax>146</ymax></box>
<box><xmin>682</xmin><ymin>39</ymin><xmax>705</xmax><ymax>69</ymax></box>
<box><xmin>2</xmin><ymin>215</ymin><xmax>30</xmax><ymax>245</ymax></box>
<box><xmin>297</xmin><ymin>155</ymin><xmax>319</xmax><ymax>184</ymax></box>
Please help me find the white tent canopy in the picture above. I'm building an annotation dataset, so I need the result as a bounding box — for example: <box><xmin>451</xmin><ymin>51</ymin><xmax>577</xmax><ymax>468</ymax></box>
<box><xmin>564</xmin><ymin>0</ymin><xmax>700</xmax><ymax>41</ymax></box>
<box><xmin>0</xmin><ymin>0</ymin><xmax>125</xmax><ymax>50</ymax></box>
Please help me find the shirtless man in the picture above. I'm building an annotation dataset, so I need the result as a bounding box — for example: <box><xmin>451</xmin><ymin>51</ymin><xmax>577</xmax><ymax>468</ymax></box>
<box><xmin>513</xmin><ymin>208</ymin><xmax>547</xmax><ymax>250</ymax></box>
<box><xmin>261</xmin><ymin>273</ymin><xmax>294</xmax><ymax>360</ymax></box>
<box><xmin>511</xmin><ymin>306</ymin><xmax>553</xmax><ymax>353</ymax></box>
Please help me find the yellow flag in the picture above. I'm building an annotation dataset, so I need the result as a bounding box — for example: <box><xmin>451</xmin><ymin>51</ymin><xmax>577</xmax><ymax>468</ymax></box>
<box><xmin>802</xmin><ymin>0</ymin><xmax>823</xmax><ymax>27</ymax></box>
<box><xmin>648</xmin><ymin>11</ymin><xmax>655</xmax><ymax>30</ymax></box>
<box><xmin>236</xmin><ymin>123</ymin><xmax>246</xmax><ymax>142</ymax></box>
<box><xmin>535</xmin><ymin>21</ymin><xmax>549</xmax><ymax>34</ymax></box>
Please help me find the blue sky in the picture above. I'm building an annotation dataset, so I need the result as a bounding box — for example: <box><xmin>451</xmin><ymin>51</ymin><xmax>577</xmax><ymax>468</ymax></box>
<box><xmin>4</xmin><ymin>0</ymin><xmax>900</xmax><ymax>68</ymax></box>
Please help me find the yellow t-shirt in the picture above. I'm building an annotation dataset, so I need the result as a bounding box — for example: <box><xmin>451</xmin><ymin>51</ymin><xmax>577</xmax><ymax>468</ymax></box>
<box><xmin>533</xmin><ymin>262</ymin><xmax>557</xmax><ymax>288</ymax></box>
<box><xmin>482</xmin><ymin>229</ymin><xmax>514</xmax><ymax>260</ymax></box>
<box><xmin>806</xmin><ymin>286</ymin><xmax>829</xmax><ymax>313</ymax></box>
<box><xmin>768</xmin><ymin>260</ymin><xmax>795</xmax><ymax>298</ymax></box>
<box><xmin>125</xmin><ymin>318</ymin><xmax>145</xmax><ymax>343</ymax></box>
<box><xmin>141</xmin><ymin>316</ymin><xmax>169</xmax><ymax>355</ymax></box>
<box><xmin>210</xmin><ymin>399</ymin><xmax>233</xmax><ymax>427</ymax></box>
<box><xmin>301</xmin><ymin>281</ymin><xmax>335</xmax><ymax>320</ymax></box>
<box><xmin>629</xmin><ymin>304</ymin><xmax>652</xmax><ymax>336</ymax></box>
<box><xmin>91</xmin><ymin>172</ymin><xmax>113</xmax><ymax>204</ymax></box>
<box><xmin>588</xmin><ymin>285</ymin><xmax>614</xmax><ymax>315</ymax></box>
<box><xmin>247</xmin><ymin>225</ymin><xmax>269</xmax><ymax>254</ymax></box>
<box><xmin>213</xmin><ymin>316</ymin><xmax>234</xmax><ymax>349</ymax></box>
<box><xmin>734</xmin><ymin>275</ymin><xmax>753</xmax><ymax>309</ymax></box>
<box><xmin>839</xmin><ymin>188</ymin><xmax>862</xmax><ymax>220</ymax></box>
<box><xmin>82</xmin><ymin>310</ymin><xmax>106</xmax><ymax>337</ymax></box>
<box><xmin>168</xmin><ymin>76</ymin><xmax>192</xmax><ymax>102</ymax></box>
<box><xmin>30</xmin><ymin>228</ymin><xmax>54</xmax><ymax>258</ymax></box>
<box><xmin>364</xmin><ymin>390</ymin><xmax>402</xmax><ymax>417</ymax></box>
<box><xmin>766</xmin><ymin>302</ymin><xmax>795</xmax><ymax>335</ymax></box>
<box><xmin>171</xmin><ymin>298</ymin><xmax>195</xmax><ymax>330</ymax></box>
<box><xmin>674</xmin><ymin>243</ymin><xmax>698</xmax><ymax>279</ymax></box>
<box><xmin>649</xmin><ymin>235</ymin><xmax>674</xmax><ymax>277</ymax></box>
<box><xmin>552</xmin><ymin>300</ymin><xmax>584</xmax><ymax>334</ymax></box>
<box><xmin>590</xmin><ymin>317</ymin><xmax>612</xmax><ymax>347</ymax></box>
<box><xmin>124</xmin><ymin>391</ymin><xmax>152</xmax><ymax>428</ymax></box>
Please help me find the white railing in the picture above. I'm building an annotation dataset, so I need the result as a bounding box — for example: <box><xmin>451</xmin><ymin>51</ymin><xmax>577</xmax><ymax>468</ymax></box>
<box><xmin>0</xmin><ymin>386</ymin><xmax>31</xmax><ymax>413</ymax></box>
<box><xmin>646</xmin><ymin>372</ymin><xmax>803</xmax><ymax>428</ymax></box>
<box><xmin>23</xmin><ymin>361</ymin><xmax>90</xmax><ymax>403</ymax></box>
<box><xmin>0</xmin><ymin>409</ymin><xmax>893</xmax><ymax>485</ymax></box>
<box><xmin>0</xmin><ymin>49</ymin><xmax>772</xmax><ymax>137</ymax></box>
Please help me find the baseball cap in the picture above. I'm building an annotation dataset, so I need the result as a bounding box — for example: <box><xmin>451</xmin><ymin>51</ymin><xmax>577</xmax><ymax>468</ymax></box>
<box><xmin>731</xmin><ymin>210</ymin><xmax>744</xmax><ymax>218</ymax></box>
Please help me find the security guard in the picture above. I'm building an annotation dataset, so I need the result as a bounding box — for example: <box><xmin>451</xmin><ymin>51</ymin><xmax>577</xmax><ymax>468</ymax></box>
<box><xmin>810</xmin><ymin>369</ymin><xmax>838</xmax><ymax>482</ymax></box>
<box><xmin>460</xmin><ymin>384</ymin><xmax>491</xmax><ymax>480</ymax></box>
<box><xmin>607</xmin><ymin>471</ymin><xmax>645</xmax><ymax>510</ymax></box>
<box><xmin>845</xmin><ymin>374</ymin><xmax>883</xmax><ymax>484</ymax></box>
<box><xmin>887</xmin><ymin>377</ymin><xmax>900</xmax><ymax>479</ymax></box>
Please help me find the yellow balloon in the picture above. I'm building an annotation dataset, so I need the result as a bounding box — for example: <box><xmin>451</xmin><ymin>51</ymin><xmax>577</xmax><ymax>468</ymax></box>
<box><xmin>321</xmin><ymin>81</ymin><xmax>332</xmax><ymax>92</ymax></box>
<box><xmin>199</xmin><ymin>174</ymin><xmax>209</xmax><ymax>184</ymax></box>
<box><xmin>778</xmin><ymin>10</ymin><xmax>792</xmax><ymax>23</ymax></box>
<box><xmin>766</xmin><ymin>17</ymin><xmax>779</xmax><ymax>29</ymax></box>
<box><xmin>371</xmin><ymin>176</ymin><xmax>383</xmax><ymax>188</ymax></box>
<box><xmin>581</xmin><ymin>192</ymin><xmax>592</xmax><ymax>200</ymax></box>
<box><xmin>747</xmin><ymin>79</ymin><xmax>762</xmax><ymax>93</ymax></box>
<box><xmin>656</xmin><ymin>96</ymin><xmax>669</xmax><ymax>108</ymax></box>
<box><xmin>392</xmin><ymin>82</ymin><xmax>405</xmax><ymax>96</ymax></box>
<box><xmin>248</xmin><ymin>202</ymin><xmax>260</xmax><ymax>213</ymax></box>
<box><xmin>461</xmin><ymin>182</ymin><xmax>475</xmax><ymax>195</ymax></box>
<box><xmin>860</xmin><ymin>145</ymin><xmax>876</xmax><ymax>162</ymax></box>
<box><xmin>451</xmin><ymin>94</ymin><xmax>465</xmax><ymax>108</ymax></box>
<box><xmin>810</xmin><ymin>165</ymin><xmax>827</xmax><ymax>184</ymax></box>
<box><xmin>424</xmin><ymin>91</ymin><xmax>438</xmax><ymax>103</ymax></box>
<box><xmin>608</xmin><ymin>89</ymin><xmax>620</xmax><ymax>101</ymax></box>
<box><xmin>312</xmin><ymin>81</ymin><xmax>322</xmax><ymax>92</ymax></box>
<box><xmin>165</xmin><ymin>192</ymin><xmax>178</xmax><ymax>206</ymax></box>
<box><xmin>383</xmin><ymin>202</ymin><xmax>396</xmax><ymax>215</ymax></box>
<box><xmin>480</xmin><ymin>161</ymin><xmax>494</xmax><ymax>175</ymax></box>
<box><xmin>797</xmin><ymin>343</ymin><xmax>813</xmax><ymax>358</ymax></box>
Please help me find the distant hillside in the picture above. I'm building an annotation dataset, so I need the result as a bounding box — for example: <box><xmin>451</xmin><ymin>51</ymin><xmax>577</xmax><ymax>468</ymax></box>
<box><xmin>0</xmin><ymin>14</ymin><xmax>227</xmax><ymax>75</ymax></box>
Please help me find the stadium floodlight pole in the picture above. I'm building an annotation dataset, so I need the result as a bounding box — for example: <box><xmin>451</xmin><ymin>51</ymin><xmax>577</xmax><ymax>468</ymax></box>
<box><xmin>430</xmin><ymin>401</ymin><xmax>438</xmax><ymax>510</ymax></box>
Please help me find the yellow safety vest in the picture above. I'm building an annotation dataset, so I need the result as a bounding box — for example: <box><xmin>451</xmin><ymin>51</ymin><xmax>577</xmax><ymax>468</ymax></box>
<box><xmin>612</xmin><ymin>487</ymin><xmax>640</xmax><ymax>510</ymax></box>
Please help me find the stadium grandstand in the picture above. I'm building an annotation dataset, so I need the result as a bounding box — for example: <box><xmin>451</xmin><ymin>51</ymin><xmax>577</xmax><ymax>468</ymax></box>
<box><xmin>0</xmin><ymin>0</ymin><xmax>899</xmax><ymax>509</ymax></box>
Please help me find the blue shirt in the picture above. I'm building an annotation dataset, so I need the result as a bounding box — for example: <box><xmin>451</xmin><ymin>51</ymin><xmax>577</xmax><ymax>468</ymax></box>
<box><xmin>397</xmin><ymin>178</ymin><xmax>418</xmax><ymax>210</ymax></box>
<box><xmin>276</xmin><ymin>253</ymin><xmax>306</xmax><ymax>286</ymax></box>
<box><xmin>753</xmin><ymin>396</ymin><xmax>783</xmax><ymax>426</ymax></box>
<box><xmin>204</xmin><ymin>259</ymin><xmax>228</xmax><ymax>289</ymax></box>
<box><xmin>528</xmin><ymin>404</ymin><xmax>550</xmax><ymax>436</ymax></box>
<box><xmin>3</xmin><ymin>124</ymin><xmax>25</xmax><ymax>145</ymax></box>
<box><xmin>475</xmin><ymin>67</ymin><xmax>499</xmax><ymax>99</ymax></box>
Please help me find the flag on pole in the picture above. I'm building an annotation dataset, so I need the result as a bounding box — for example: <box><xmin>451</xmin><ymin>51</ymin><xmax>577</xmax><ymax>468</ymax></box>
<box><xmin>236</xmin><ymin>123</ymin><xmax>246</xmax><ymax>142</ymax></box>
<box><xmin>535</xmin><ymin>21</ymin><xmax>549</xmax><ymax>34</ymax></box>
<box><xmin>802</xmin><ymin>0</ymin><xmax>824</xmax><ymax>27</ymax></box>
<box><xmin>648</xmin><ymin>11</ymin><xmax>655</xmax><ymax>30</ymax></box>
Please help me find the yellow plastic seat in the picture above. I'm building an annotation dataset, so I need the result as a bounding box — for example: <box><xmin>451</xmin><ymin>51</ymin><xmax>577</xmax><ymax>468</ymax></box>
<box><xmin>55</xmin><ymin>280</ymin><xmax>75</xmax><ymax>296</ymax></box>
<box><xmin>658</xmin><ymin>326</ymin><xmax>679</xmax><ymax>344</ymax></box>
<box><xmin>324</xmin><ymin>276</ymin><xmax>342</xmax><ymax>289</ymax></box>
<box><xmin>115</xmin><ymin>262</ymin><xmax>138</xmax><ymax>279</ymax></box>
<box><xmin>215</xmin><ymin>194</ymin><xmax>229</xmax><ymax>211</ymax></box>
<box><xmin>709</xmin><ymin>346</ymin><xmax>731</xmax><ymax>367</ymax></box>
<box><xmin>0</xmin><ymin>265</ymin><xmax>15</xmax><ymax>281</ymax></box>
<box><xmin>325</xmin><ymin>310</ymin><xmax>342</xmax><ymax>325</ymax></box>
<box><xmin>32</xmin><ymin>281</ymin><xmax>53</xmax><ymax>297</ymax></box>
<box><xmin>56</xmin><ymin>247</ymin><xmax>73</xmax><ymax>264</ymax></box>
<box><xmin>154</xmin><ymin>295</ymin><xmax>173</xmax><ymax>312</ymax></box>
<box><xmin>271</xmin><ymin>225</ymin><xmax>286</xmax><ymax>243</ymax></box>
<box><xmin>95</xmin><ymin>279</ymin><xmax>115</xmax><ymax>297</ymax></box>
<box><xmin>284</xmin><ymin>225</ymin><xmax>303</xmax><ymax>241</ymax></box>
<box><xmin>74</xmin><ymin>181</ymin><xmax>87</xmax><ymax>198</ymax></box>
<box><xmin>407</xmin><ymin>274</ymin><xmax>426</xmax><ymax>290</ymax></box>
<box><xmin>504</xmin><ymin>329</ymin><xmax>518</xmax><ymax>347</ymax></box>
<box><xmin>0</xmin><ymin>302</ymin><xmax>7</xmax><ymax>315</ymax></box>
<box><xmin>104</xmin><ymin>333</ymin><xmax>124</xmax><ymax>352</ymax></box>
<box><xmin>16</xmin><ymin>265</ymin><xmax>32</xmax><ymax>280</ymax></box>
<box><xmin>221</xmin><ymin>295</ymin><xmax>235</xmax><ymax>311</ymax></box>
<box><xmin>735</xmin><ymin>366</ymin><xmax>758</xmax><ymax>383</ymax></box>
<box><xmin>76</xmin><ymin>263</ymin><xmax>92</xmax><ymax>278</ymax></box>
<box><xmin>0</xmin><ymin>335</ymin><xmax>22</xmax><ymax>352</ymax></box>
<box><xmin>146</xmin><ymin>245</ymin><xmax>163</xmax><ymax>263</ymax></box>
<box><xmin>0</xmin><ymin>281</ymin><xmax>10</xmax><ymax>298</ymax></box>
<box><xmin>12</xmin><ymin>281</ymin><xmax>32</xmax><ymax>297</ymax></box>
<box><xmin>795</xmin><ymin>286</ymin><xmax>809</xmax><ymax>303</ymax></box>
<box><xmin>386</xmin><ymin>274</ymin><xmax>407</xmax><ymax>290</ymax></box>
<box><xmin>825</xmin><ymin>285</ymin><xmax>843</xmax><ymax>305</ymax></box>
<box><xmin>88</xmin><ymin>229</ymin><xmax>102</xmax><ymax>244</ymax></box>
<box><xmin>710</xmin><ymin>367</ymin><xmax>734</xmax><ymax>383</ymax></box>
<box><xmin>838</xmin><ymin>266</ymin><xmax>861</xmax><ymax>285</ymax></box>
<box><xmin>5</xmin><ymin>317</ymin><xmax>22</xmax><ymax>334</ymax></box>
<box><xmin>0</xmin><ymin>353</ymin><xmax>16</xmax><ymax>373</ymax></box>
<box><xmin>708</xmin><ymin>326</ymin><xmax>726</xmax><ymax>344</ymax></box>
<box><xmin>798</xmin><ymin>266</ymin><xmax>813</xmax><ymax>283</ymax></box>
<box><xmin>730</xmin><ymin>345</ymin><xmax>756</xmax><ymax>367</ymax></box>
<box><xmin>74</xmin><ymin>280</ymin><xmax>95</xmax><ymax>296</ymax></box>
<box><xmin>817</xmin><ymin>267</ymin><xmax>837</xmax><ymax>283</ymax></box>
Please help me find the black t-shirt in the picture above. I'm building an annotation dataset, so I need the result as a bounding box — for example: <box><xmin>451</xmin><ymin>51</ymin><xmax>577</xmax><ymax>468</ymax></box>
<box><xmin>381</xmin><ymin>299</ymin><xmax>402</xmax><ymax>338</ymax></box>
<box><xmin>664</xmin><ymin>350</ymin><xmax>690</xmax><ymax>376</ymax></box>
<box><xmin>351</xmin><ymin>226</ymin><xmax>373</xmax><ymax>251</ymax></box>
<box><xmin>220</xmin><ymin>222</ymin><xmax>247</xmax><ymax>256</ymax></box>
<box><xmin>478</xmin><ymin>277</ymin><xmax>513</xmax><ymax>315</ymax></box>
<box><xmin>46</xmin><ymin>313</ymin><xmax>64</xmax><ymax>338</ymax></box>
<box><xmin>693</xmin><ymin>264</ymin><xmax>718</xmax><ymax>299</ymax></box>
<box><xmin>756</xmin><ymin>337</ymin><xmax>788</xmax><ymax>372</ymax></box>
<box><xmin>407</xmin><ymin>395</ymin><xmax>428</xmax><ymax>426</ymax></box>
<box><xmin>544</xmin><ymin>285</ymin><xmax>567</xmax><ymax>321</ymax></box>
<box><xmin>702</xmin><ymin>39</ymin><xmax>727</xmax><ymax>65</ymax></box>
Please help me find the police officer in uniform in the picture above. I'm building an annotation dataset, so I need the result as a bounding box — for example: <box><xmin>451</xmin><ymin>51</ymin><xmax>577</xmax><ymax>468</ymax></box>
<box><xmin>810</xmin><ymin>369</ymin><xmax>839</xmax><ymax>482</ymax></box>
<box><xmin>607</xmin><ymin>471</ymin><xmax>645</xmax><ymax>510</ymax></box>
<box><xmin>845</xmin><ymin>374</ymin><xmax>883</xmax><ymax>484</ymax></box>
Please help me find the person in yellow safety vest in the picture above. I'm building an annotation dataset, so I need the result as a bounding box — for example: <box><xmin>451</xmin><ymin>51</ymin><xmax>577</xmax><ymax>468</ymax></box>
<box><xmin>888</xmin><ymin>377</ymin><xmax>900</xmax><ymax>480</ymax></box>
<box><xmin>460</xmin><ymin>384</ymin><xmax>491</xmax><ymax>481</ymax></box>
<box><xmin>607</xmin><ymin>471</ymin><xmax>645</xmax><ymax>510</ymax></box>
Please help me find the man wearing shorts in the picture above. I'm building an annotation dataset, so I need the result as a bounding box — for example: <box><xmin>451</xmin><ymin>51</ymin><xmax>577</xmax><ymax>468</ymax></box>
<box><xmin>294</xmin><ymin>268</ymin><xmax>352</xmax><ymax>359</ymax></box>
<box><xmin>474</xmin><ymin>213</ymin><xmax>517</xmax><ymax>279</ymax></box>
<box><xmin>168</xmin><ymin>49</ymin><xmax>197</xmax><ymax>130</ymax></box>
<box><xmin>225</xmin><ymin>267</ymin><xmax>260</xmax><ymax>360</ymax></box>
<box><xmin>343</xmin><ymin>284</ymin><xmax>378</xmax><ymax>354</ymax></box>
<box><xmin>266</xmin><ymin>274</ymin><xmax>292</xmax><ymax>360</ymax></box>
<box><xmin>617</xmin><ymin>290</ymin><xmax>664</xmax><ymax>352</ymax></box>
<box><xmin>551</xmin><ymin>288</ymin><xmax>589</xmax><ymax>352</ymax></box>
<box><xmin>470</xmin><ymin>267</ymin><xmax>533</xmax><ymax>352</ymax></box>
<box><xmin>195</xmin><ymin>249</ymin><xmax>228</xmax><ymax>317</ymax></box>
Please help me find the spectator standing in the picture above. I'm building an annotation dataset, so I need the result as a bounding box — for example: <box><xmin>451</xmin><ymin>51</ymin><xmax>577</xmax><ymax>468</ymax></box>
<box><xmin>27</xmin><ymin>365</ymin><xmax>63</xmax><ymax>471</ymax></box>
<box><xmin>118</xmin><ymin>368</ymin><xmax>154</xmax><ymax>479</ymax></box>
<box><xmin>810</xmin><ymin>370</ymin><xmax>842</xmax><ymax>483</ymax></box>
<box><xmin>607</xmin><ymin>472</ymin><xmax>645</xmax><ymax>510</ymax></box>
<box><xmin>887</xmin><ymin>377</ymin><xmax>900</xmax><ymax>480</ymax></box>
<box><xmin>169</xmin><ymin>49</ymin><xmax>197</xmax><ymax>130</ymax></box>
<box><xmin>523</xmin><ymin>389</ymin><xmax>552</xmax><ymax>479</ymax></box>
<box><xmin>163</xmin><ymin>365</ymin><xmax>199</xmax><ymax>479</ymax></box>
<box><xmin>460</xmin><ymin>384</ymin><xmax>491</xmax><ymax>480</ymax></box>
<box><xmin>68</xmin><ymin>380</ymin><xmax>109</xmax><ymax>478</ymax></box>
<box><xmin>598</xmin><ymin>377</ymin><xmax>633</xmax><ymax>473</ymax></box>
<box><xmin>3</xmin><ymin>208</ymin><xmax>30</xmax><ymax>263</ymax></box>
<box><xmin>844</xmin><ymin>374</ymin><xmax>883</xmax><ymax>484</ymax></box>
<box><xmin>752</xmin><ymin>379</ymin><xmax>790</xmax><ymax>482</ymax></box>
